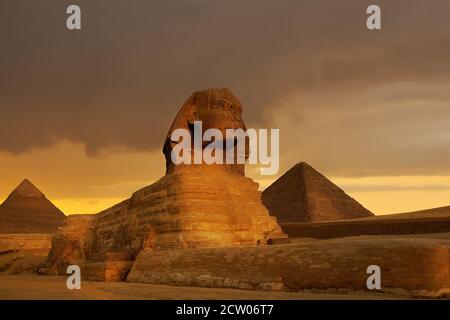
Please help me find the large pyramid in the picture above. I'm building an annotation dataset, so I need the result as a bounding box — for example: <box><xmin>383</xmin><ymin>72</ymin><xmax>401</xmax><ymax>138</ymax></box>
<box><xmin>0</xmin><ymin>179</ymin><xmax>65</xmax><ymax>233</ymax></box>
<box><xmin>262</xmin><ymin>162</ymin><xmax>373</xmax><ymax>222</ymax></box>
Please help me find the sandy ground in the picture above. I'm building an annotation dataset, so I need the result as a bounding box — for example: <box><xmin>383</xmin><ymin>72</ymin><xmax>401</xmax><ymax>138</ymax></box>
<box><xmin>0</xmin><ymin>274</ymin><xmax>409</xmax><ymax>300</ymax></box>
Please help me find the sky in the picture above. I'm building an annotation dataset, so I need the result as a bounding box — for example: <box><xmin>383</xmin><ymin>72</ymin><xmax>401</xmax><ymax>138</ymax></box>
<box><xmin>1</xmin><ymin>0</ymin><xmax>449</xmax><ymax>215</ymax></box>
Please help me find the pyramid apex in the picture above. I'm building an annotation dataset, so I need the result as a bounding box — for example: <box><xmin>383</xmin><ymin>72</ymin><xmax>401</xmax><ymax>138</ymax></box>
<box><xmin>20</xmin><ymin>178</ymin><xmax>32</xmax><ymax>185</ymax></box>
<box><xmin>295</xmin><ymin>162</ymin><xmax>312</xmax><ymax>168</ymax></box>
<box><xmin>290</xmin><ymin>162</ymin><xmax>316</xmax><ymax>174</ymax></box>
<box><xmin>11</xmin><ymin>179</ymin><xmax>44</xmax><ymax>198</ymax></box>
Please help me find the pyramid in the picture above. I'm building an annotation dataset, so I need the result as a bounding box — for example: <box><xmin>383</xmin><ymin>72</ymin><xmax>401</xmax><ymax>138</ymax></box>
<box><xmin>0</xmin><ymin>179</ymin><xmax>65</xmax><ymax>233</ymax></box>
<box><xmin>262</xmin><ymin>162</ymin><xmax>373</xmax><ymax>222</ymax></box>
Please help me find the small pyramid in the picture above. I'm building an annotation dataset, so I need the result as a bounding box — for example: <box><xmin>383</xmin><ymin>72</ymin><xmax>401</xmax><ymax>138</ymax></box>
<box><xmin>0</xmin><ymin>179</ymin><xmax>65</xmax><ymax>233</ymax></box>
<box><xmin>262</xmin><ymin>162</ymin><xmax>373</xmax><ymax>222</ymax></box>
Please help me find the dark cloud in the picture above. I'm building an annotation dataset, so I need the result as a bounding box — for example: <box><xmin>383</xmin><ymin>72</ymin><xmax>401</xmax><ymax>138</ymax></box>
<box><xmin>1</xmin><ymin>0</ymin><xmax>449</xmax><ymax>176</ymax></box>
<box><xmin>278</xmin><ymin>81</ymin><xmax>450</xmax><ymax>177</ymax></box>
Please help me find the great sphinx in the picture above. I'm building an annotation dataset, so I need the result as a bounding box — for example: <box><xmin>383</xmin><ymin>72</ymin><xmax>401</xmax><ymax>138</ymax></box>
<box><xmin>44</xmin><ymin>88</ymin><xmax>287</xmax><ymax>279</ymax></box>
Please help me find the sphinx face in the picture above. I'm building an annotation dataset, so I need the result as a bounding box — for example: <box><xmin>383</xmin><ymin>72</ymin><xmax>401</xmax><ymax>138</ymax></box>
<box><xmin>164</xmin><ymin>88</ymin><xmax>248</xmax><ymax>175</ymax></box>
<box><xmin>193</xmin><ymin>92</ymin><xmax>246</xmax><ymax>136</ymax></box>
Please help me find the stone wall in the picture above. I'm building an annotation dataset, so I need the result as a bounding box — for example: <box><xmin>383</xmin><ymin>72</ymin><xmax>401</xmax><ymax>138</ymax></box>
<box><xmin>280</xmin><ymin>217</ymin><xmax>450</xmax><ymax>239</ymax></box>
<box><xmin>127</xmin><ymin>238</ymin><xmax>450</xmax><ymax>296</ymax></box>
<box><xmin>0</xmin><ymin>234</ymin><xmax>53</xmax><ymax>274</ymax></box>
<box><xmin>0</xmin><ymin>234</ymin><xmax>52</xmax><ymax>253</ymax></box>
<box><xmin>83</xmin><ymin>261</ymin><xmax>134</xmax><ymax>282</ymax></box>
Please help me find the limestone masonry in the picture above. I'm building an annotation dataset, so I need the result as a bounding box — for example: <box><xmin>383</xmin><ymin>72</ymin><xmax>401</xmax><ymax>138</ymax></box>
<box><xmin>127</xmin><ymin>237</ymin><xmax>450</xmax><ymax>296</ymax></box>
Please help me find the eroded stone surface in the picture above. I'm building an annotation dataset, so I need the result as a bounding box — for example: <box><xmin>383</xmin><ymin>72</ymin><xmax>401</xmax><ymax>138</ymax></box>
<box><xmin>0</xmin><ymin>234</ymin><xmax>53</xmax><ymax>274</ymax></box>
<box><xmin>0</xmin><ymin>234</ymin><xmax>52</xmax><ymax>253</ymax></box>
<box><xmin>127</xmin><ymin>238</ymin><xmax>450</xmax><ymax>295</ymax></box>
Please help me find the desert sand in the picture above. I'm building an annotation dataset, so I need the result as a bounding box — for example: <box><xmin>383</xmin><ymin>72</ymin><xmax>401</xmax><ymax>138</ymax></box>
<box><xmin>0</xmin><ymin>274</ymin><xmax>406</xmax><ymax>300</ymax></box>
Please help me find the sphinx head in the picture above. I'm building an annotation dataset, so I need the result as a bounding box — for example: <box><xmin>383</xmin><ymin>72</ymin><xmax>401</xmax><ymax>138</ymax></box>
<box><xmin>164</xmin><ymin>88</ymin><xmax>248</xmax><ymax>174</ymax></box>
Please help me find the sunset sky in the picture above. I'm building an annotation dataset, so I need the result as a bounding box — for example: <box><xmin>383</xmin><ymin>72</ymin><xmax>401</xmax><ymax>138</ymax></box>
<box><xmin>1</xmin><ymin>0</ymin><xmax>449</xmax><ymax>215</ymax></box>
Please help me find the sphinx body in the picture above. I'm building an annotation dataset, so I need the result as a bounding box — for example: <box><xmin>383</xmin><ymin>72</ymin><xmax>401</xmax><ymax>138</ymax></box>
<box><xmin>44</xmin><ymin>88</ymin><xmax>287</xmax><ymax>278</ymax></box>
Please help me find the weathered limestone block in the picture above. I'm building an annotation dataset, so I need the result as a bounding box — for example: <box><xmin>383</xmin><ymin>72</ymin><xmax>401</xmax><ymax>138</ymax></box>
<box><xmin>151</xmin><ymin>165</ymin><xmax>285</xmax><ymax>249</ymax></box>
<box><xmin>83</xmin><ymin>261</ymin><xmax>134</xmax><ymax>282</ymax></box>
<box><xmin>0</xmin><ymin>233</ymin><xmax>53</xmax><ymax>273</ymax></box>
<box><xmin>0</xmin><ymin>234</ymin><xmax>52</xmax><ymax>274</ymax></box>
<box><xmin>44</xmin><ymin>215</ymin><xmax>96</xmax><ymax>274</ymax></box>
<box><xmin>0</xmin><ymin>234</ymin><xmax>53</xmax><ymax>253</ymax></box>
<box><xmin>44</xmin><ymin>88</ymin><xmax>287</xmax><ymax>278</ymax></box>
<box><xmin>127</xmin><ymin>238</ymin><xmax>450</xmax><ymax>296</ymax></box>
